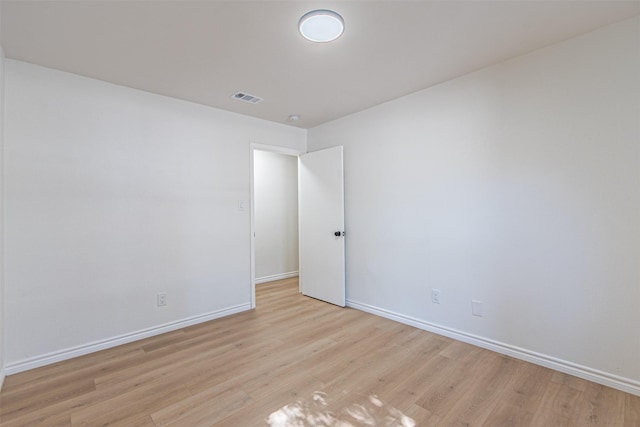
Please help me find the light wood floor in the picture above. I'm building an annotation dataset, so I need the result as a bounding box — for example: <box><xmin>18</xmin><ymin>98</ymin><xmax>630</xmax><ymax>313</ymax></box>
<box><xmin>1</xmin><ymin>278</ymin><xmax>638</xmax><ymax>426</ymax></box>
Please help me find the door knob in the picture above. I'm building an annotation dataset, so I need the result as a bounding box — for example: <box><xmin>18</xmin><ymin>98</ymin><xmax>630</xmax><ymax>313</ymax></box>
<box><xmin>334</xmin><ymin>231</ymin><xmax>345</xmax><ymax>237</ymax></box>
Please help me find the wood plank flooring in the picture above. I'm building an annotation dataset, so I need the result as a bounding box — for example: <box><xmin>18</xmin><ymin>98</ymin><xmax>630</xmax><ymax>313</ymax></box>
<box><xmin>1</xmin><ymin>277</ymin><xmax>638</xmax><ymax>426</ymax></box>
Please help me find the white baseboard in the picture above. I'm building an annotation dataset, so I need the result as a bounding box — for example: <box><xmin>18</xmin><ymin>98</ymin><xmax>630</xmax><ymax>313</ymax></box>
<box><xmin>5</xmin><ymin>303</ymin><xmax>251</xmax><ymax>375</ymax></box>
<box><xmin>0</xmin><ymin>367</ymin><xmax>5</xmax><ymax>391</ymax></box>
<box><xmin>346</xmin><ymin>299</ymin><xmax>640</xmax><ymax>397</ymax></box>
<box><xmin>255</xmin><ymin>271</ymin><xmax>299</xmax><ymax>285</ymax></box>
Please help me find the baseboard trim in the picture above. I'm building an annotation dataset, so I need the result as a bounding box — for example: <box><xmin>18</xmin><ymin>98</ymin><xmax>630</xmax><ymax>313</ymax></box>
<box><xmin>255</xmin><ymin>271</ymin><xmax>299</xmax><ymax>284</ymax></box>
<box><xmin>5</xmin><ymin>303</ymin><xmax>252</xmax><ymax>375</ymax></box>
<box><xmin>346</xmin><ymin>299</ymin><xmax>640</xmax><ymax>397</ymax></box>
<box><xmin>0</xmin><ymin>368</ymin><xmax>5</xmax><ymax>391</ymax></box>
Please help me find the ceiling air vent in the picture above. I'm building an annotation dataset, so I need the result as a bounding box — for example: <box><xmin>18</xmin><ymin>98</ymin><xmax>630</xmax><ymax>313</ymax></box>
<box><xmin>232</xmin><ymin>91</ymin><xmax>263</xmax><ymax>104</ymax></box>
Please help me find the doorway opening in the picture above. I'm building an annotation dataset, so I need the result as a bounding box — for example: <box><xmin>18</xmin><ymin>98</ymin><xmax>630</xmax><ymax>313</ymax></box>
<box><xmin>250</xmin><ymin>144</ymin><xmax>303</xmax><ymax>308</ymax></box>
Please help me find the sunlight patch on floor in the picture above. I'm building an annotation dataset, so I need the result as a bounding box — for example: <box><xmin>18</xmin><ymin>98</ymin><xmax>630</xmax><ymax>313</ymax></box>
<box><xmin>266</xmin><ymin>391</ymin><xmax>415</xmax><ymax>426</ymax></box>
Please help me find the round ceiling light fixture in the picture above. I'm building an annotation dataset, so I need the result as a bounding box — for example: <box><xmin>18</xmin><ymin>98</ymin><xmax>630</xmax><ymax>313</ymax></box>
<box><xmin>298</xmin><ymin>9</ymin><xmax>344</xmax><ymax>43</ymax></box>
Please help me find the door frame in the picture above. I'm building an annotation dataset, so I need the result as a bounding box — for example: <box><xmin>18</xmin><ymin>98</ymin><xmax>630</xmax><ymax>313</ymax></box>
<box><xmin>249</xmin><ymin>143</ymin><xmax>305</xmax><ymax>309</ymax></box>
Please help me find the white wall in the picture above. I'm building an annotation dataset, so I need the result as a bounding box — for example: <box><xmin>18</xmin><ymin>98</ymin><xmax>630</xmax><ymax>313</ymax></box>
<box><xmin>254</xmin><ymin>150</ymin><xmax>298</xmax><ymax>282</ymax></box>
<box><xmin>3</xmin><ymin>60</ymin><xmax>306</xmax><ymax>371</ymax></box>
<box><xmin>308</xmin><ymin>16</ymin><xmax>640</xmax><ymax>393</ymax></box>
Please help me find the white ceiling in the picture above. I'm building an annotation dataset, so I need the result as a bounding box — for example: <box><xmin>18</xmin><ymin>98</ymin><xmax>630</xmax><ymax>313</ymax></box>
<box><xmin>2</xmin><ymin>1</ymin><xmax>640</xmax><ymax>129</ymax></box>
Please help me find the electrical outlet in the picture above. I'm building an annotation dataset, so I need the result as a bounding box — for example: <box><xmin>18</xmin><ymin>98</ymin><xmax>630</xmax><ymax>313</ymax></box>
<box><xmin>157</xmin><ymin>293</ymin><xmax>167</xmax><ymax>307</ymax></box>
<box><xmin>431</xmin><ymin>289</ymin><xmax>441</xmax><ymax>304</ymax></box>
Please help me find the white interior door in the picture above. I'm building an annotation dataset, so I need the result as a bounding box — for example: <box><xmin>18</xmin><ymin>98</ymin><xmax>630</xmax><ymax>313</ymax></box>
<box><xmin>299</xmin><ymin>146</ymin><xmax>345</xmax><ymax>307</ymax></box>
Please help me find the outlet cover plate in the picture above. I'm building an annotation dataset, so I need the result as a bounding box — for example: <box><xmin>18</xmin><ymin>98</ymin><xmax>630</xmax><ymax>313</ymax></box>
<box><xmin>431</xmin><ymin>289</ymin><xmax>441</xmax><ymax>304</ymax></box>
<box><xmin>157</xmin><ymin>293</ymin><xmax>167</xmax><ymax>307</ymax></box>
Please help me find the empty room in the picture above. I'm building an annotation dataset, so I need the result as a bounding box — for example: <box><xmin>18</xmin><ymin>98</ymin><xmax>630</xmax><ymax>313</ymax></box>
<box><xmin>0</xmin><ymin>1</ymin><xmax>639</xmax><ymax>426</ymax></box>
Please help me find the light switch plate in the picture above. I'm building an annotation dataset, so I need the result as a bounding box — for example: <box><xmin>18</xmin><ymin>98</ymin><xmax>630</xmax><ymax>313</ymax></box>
<box><xmin>472</xmin><ymin>300</ymin><xmax>483</xmax><ymax>317</ymax></box>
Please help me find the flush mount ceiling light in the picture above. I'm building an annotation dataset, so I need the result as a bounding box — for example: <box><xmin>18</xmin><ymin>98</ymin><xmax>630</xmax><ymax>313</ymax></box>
<box><xmin>298</xmin><ymin>9</ymin><xmax>344</xmax><ymax>43</ymax></box>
